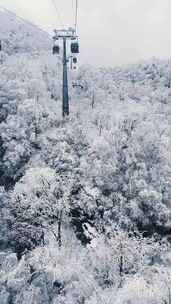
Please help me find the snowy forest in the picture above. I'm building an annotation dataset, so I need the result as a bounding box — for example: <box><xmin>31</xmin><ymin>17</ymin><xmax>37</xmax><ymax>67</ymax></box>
<box><xmin>0</xmin><ymin>7</ymin><xmax>171</xmax><ymax>304</ymax></box>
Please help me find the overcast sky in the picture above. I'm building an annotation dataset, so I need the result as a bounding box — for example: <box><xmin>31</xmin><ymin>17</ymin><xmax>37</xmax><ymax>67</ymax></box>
<box><xmin>0</xmin><ymin>0</ymin><xmax>171</xmax><ymax>66</ymax></box>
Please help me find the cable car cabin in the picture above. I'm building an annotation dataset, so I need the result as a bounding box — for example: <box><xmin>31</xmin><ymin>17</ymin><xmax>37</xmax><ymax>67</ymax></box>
<box><xmin>71</xmin><ymin>42</ymin><xmax>79</xmax><ymax>54</ymax></box>
<box><xmin>53</xmin><ymin>45</ymin><xmax>60</xmax><ymax>55</ymax></box>
<box><xmin>73</xmin><ymin>57</ymin><xmax>77</xmax><ymax>64</ymax></box>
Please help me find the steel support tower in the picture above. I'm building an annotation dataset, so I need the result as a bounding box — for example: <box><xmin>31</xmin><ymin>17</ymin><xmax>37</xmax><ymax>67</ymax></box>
<box><xmin>53</xmin><ymin>28</ymin><xmax>78</xmax><ymax>117</ymax></box>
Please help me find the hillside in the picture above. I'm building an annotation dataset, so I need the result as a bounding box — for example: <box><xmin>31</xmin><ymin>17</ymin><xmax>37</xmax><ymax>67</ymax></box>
<box><xmin>0</xmin><ymin>9</ymin><xmax>171</xmax><ymax>304</ymax></box>
<box><xmin>0</xmin><ymin>7</ymin><xmax>51</xmax><ymax>55</ymax></box>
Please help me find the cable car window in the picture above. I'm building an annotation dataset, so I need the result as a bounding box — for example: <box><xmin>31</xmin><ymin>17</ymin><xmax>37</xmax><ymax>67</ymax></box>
<box><xmin>71</xmin><ymin>42</ymin><xmax>79</xmax><ymax>54</ymax></box>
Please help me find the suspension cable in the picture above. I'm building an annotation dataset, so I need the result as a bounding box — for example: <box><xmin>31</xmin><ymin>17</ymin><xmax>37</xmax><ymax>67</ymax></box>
<box><xmin>72</xmin><ymin>0</ymin><xmax>75</xmax><ymax>28</ymax></box>
<box><xmin>50</xmin><ymin>0</ymin><xmax>64</xmax><ymax>28</ymax></box>
<box><xmin>74</xmin><ymin>0</ymin><xmax>78</xmax><ymax>34</ymax></box>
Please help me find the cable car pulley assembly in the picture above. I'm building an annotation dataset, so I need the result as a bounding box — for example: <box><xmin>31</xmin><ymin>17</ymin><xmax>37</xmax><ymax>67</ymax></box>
<box><xmin>52</xmin><ymin>0</ymin><xmax>80</xmax><ymax>70</ymax></box>
<box><xmin>52</xmin><ymin>32</ymin><xmax>80</xmax><ymax>70</ymax></box>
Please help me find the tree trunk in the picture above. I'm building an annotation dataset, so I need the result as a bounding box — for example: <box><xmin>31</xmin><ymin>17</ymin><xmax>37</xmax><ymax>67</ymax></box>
<box><xmin>58</xmin><ymin>210</ymin><xmax>63</xmax><ymax>248</ymax></box>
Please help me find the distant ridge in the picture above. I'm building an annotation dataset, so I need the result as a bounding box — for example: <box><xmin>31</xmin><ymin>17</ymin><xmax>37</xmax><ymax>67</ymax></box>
<box><xmin>0</xmin><ymin>6</ymin><xmax>51</xmax><ymax>54</ymax></box>
<box><xmin>0</xmin><ymin>6</ymin><xmax>50</xmax><ymax>37</ymax></box>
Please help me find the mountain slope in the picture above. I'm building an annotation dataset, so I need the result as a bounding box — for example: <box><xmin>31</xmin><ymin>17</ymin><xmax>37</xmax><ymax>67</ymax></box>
<box><xmin>0</xmin><ymin>7</ymin><xmax>51</xmax><ymax>55</ymax></box>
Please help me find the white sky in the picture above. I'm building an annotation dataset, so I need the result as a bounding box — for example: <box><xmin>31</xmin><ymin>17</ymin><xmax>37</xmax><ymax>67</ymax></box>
<box><xmin>0</xmin><ymin>0</ymin><xmax>171</xmax><ymax>66</ymax></box>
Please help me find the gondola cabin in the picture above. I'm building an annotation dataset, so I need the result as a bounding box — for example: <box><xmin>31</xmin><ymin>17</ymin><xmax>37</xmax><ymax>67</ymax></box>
<box><xmin>71</xmin><ymin>42</ymin><xmax>79</xmax><ymax>54</ymax></box>
<box><xmin>53</xmin><ymin>45</ymin><xmax>60</xmax><ymax>55</ymax></box>
<box><xmin>73</xmin><ymin>57</ymin><xmax>77</xmax><ymax>64</ymax></box>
